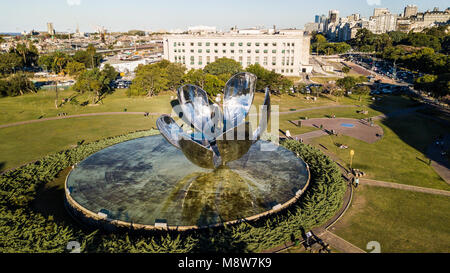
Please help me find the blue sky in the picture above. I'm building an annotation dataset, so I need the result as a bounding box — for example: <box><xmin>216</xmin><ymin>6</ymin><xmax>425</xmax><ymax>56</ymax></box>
<box><xmin>1</xmin><ymin>0</ymin><xmax>449</xmax><ymax>33</ymax></box>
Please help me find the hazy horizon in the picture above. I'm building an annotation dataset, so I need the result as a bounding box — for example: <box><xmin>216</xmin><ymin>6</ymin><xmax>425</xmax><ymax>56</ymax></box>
<box><xmin>1</xmin><ymin>0</ymin><xmax>449</xmax><ymax>33</ymax></box>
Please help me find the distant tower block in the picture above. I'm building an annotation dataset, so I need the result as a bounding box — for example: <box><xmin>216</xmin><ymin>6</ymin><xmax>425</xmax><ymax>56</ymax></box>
<box><xmin>47</xmin><ymin>22</ymin><xmax>55</xmax><ymax>35</ymax></box>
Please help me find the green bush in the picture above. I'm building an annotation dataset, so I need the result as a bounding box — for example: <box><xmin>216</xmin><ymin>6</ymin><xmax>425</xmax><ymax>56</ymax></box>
<box><xmin>0</xmin><ymin>134</ymin><xmax>346</xmax><ymax>253</ymax></box>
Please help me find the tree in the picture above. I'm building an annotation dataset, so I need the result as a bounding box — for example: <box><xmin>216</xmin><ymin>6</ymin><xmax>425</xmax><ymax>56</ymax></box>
<box><xmin>0</xmin><ymin>73</ymin><xmax>36</xmax><ymax>96</ymax></box>
<box><xmin>351</xmin><ymin>85</ymin><xmax>371</xmax><ymax>95</ymax></box>
<box><xmin>73</xmin><ymin>45</ymin><xmax>101</xmax><ymax>68</ymax></box>
<box><xmin>342</xmin><ymin>66</ymin><xmax>350</xmax><ymax>74</ymax></box>
<box><xmin>403</xmin><ymin>33</ymin><xmax>441</xmax><ymax>52</ymax></box>
<box><xmin>183</xmin><ymin>69</ymin><xmax>225</xmax><ymax>96</ymax></box>
<box><xmin>336</xmin><ymin>77</ymin><xmax>355</xmax><ymax>90</ymax></box>
<box><xmin>11</xmin><ymin>42</ymin><xmax>38</xmax><ymax>67</ymax></box>
<box><xmin>203</xmin><ymin>58</ymin><xmax>243</xmax><ymax>76</ymax></box>
<box><xmin>245</xmin><ymin>63</ymin><xmax>292</xmax><ymax>93</ymax></box>
<box><xmin>52</xmin><ymin>52</ymin><xmax>70</xmax><ymax>75</ymax></box>
<box><xmin>73</xmin><ymin>67</ymin><xmax>118</xmax><ymax>103</ymax></box>
<box><xmin>0</xmin><ymin>52</ymin><xmax>22</xmax><ymax>75</ymax></box>
<box><xmin>130</xmin><ymin>64</ymin><xmax>169</xmax><ymax>97</ymax></box>
<box><xmin>156</xmin><ymin>60</ymin><xmax>186</xmax><ymax>90</ymax></box>
<box><xmin>65</xmin><ymin>61</ymin><xmax>86</xmax><ymax>76</ymax></box>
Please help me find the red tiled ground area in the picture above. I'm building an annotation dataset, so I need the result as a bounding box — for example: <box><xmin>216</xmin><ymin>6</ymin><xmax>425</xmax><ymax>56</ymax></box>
<box><xmin>294</xmin><ymin>118</ymin><xmax>384</xmax><ymax>143</ymax></box>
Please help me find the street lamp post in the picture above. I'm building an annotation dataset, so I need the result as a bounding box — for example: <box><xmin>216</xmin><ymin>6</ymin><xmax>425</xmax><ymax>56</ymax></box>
<box><xmin>350</xmin><ymin>149</ymin><xmax>355</xmax><ymax>170</ymax></box>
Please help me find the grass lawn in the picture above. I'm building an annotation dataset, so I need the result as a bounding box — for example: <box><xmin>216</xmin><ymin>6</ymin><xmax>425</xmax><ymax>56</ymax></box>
<box><xmin>330</xmin><ymin>185</ymin><xmax>450</xmax><ymax>253</ymax></box>
<box><xmin>309</xmin><ymin>77</ymin><xmax>340</xmax><ymax>85</ymax></box>
<box><xmin>308</xmin><ymin>114</ymin><xmax>450</xmax><ymax>190</ymax></box>
<box><xmin>0</xmin><ymin>115</ymin><xmax>157</xmax><ymax>171</ymax></box>
<box><xmin>0</xmin><ymin>88</ymin><xmax>175</xmax><ymax>125</ymax></box>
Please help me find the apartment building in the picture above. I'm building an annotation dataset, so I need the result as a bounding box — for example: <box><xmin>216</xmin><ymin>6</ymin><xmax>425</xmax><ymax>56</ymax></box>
<box><xmin>162</xmin><ymin>32</ymin><xmax>312</xmax><ymax>76</ymax></box>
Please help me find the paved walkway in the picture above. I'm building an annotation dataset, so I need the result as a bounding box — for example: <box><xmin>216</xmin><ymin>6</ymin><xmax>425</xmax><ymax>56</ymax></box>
<box><xmin>359</xmin><ymin>178</ymin><xmax>450</xmax><ymax>197</ymax></box>
<box><xmin>0</xmin><ymin>112</ymin><xmax>163</xmax><ymax>129</ymax></box>
<box><xmin>318</xmin><ymin>230</ymin><xmax>366</xmax><ymax>253</ymax></box>
<box><xmin>279</xmin><ymin>104</ymin><xmax>358</xmax><ymax>115</ymax></box>
<box><xmin>0</xmin><ymin>105</ymin><xmax>360</xmax><ymax>129</ymax></box>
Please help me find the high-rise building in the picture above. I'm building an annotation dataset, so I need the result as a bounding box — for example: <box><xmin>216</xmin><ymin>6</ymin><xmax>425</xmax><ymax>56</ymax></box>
<box><xmin>404</xmin><ymin>5</ymin><xmax>418</xmax><ymax>18</ymax></box>
<box><xmin>163</xmin><ymin>31</ymin><xmax>312</xmax><ymax>76</ymax></box>
<box><xmin>314</xmin><ymin>15</ymin><xmax>320</xmax><ymax>23</ymax></box>
<box><xmin>328</xmin><ymin>10</ymin><xmax>339</xmax><ymax>24</ymax></box>
<box><xmin>47</xmin><ymin>22</ymin><xmax>55</xmax><ymax>35</ymax></box>
<box><xmin>373</xmin><ymin>8</ymin><xmax>390</xmax><ymax>17</ymax></box>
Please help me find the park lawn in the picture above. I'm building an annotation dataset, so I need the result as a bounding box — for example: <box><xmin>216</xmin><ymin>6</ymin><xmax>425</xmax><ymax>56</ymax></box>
<box><xmin>309</xmin><ymin>114</ymin><xmax>450</xmax><ymax>190</ymax></box>
<box><xmin>0</xmin><ymin>88</ymin><xmax>175</xmax><ymax>125</ymax></box>
<box><xmin>309</xmin><ymin>77</ymin><xmax>340</xmax><ymax>85</ymax></box>
<box><xmin>330</xmin><ymin>185</ymin><xmax>450</xmax><ymax>253</ymax></box>
<box><xmin>0</xmin><ymin>115</ymin><xmax>157</xmax><ymax>171</ymax></box>
<box><xmin>370</xmin><ymin>95</ymin><xmax>422</xmax><ymax>114</ymax></box>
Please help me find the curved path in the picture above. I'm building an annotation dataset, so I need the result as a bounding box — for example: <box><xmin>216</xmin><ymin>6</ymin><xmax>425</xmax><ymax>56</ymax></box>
<box><xmin>0</xmin><ymin>112</ymin><xmax>163</xmax><ymax>129</ymax></box>
<box><xmin>359</xmin><ymin>178</ymin><xmax>450</xmax><ymax>196</ymax></box>
<box><xmin>0</xmin><ymin>105</ymin><xmax>359</xmax><ymax>129</ymax></box>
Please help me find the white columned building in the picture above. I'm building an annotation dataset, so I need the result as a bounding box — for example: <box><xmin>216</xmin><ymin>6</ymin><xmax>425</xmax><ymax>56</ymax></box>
<box><xmin>163</xmin><ymin>32</ymin><xmax>312</xmax><ymax>76</ymax></box>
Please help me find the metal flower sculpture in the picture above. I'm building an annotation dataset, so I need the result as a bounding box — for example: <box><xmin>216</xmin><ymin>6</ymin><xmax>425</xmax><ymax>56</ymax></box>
<box><xmin>157</xmin><ymin>72</ymin><xmax>270</xmax><ymax>169</ymax></box>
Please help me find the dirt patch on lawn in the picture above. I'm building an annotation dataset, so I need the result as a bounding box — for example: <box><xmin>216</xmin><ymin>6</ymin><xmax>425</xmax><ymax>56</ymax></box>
<box><xmin>329</xmin><ymin>185</ymin><xmax>368</xmax><ymax>231</ymax></box>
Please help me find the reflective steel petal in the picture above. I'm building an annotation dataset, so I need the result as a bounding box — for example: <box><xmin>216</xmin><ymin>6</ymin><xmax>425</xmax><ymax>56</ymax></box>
<box><xmin>223</xmin><ymin>72</ymin><xmax>256</xmax><ymax>129</ymax></box>
<box><xmin>179</xmin><ymin>136</ymin><xmax>220</xmax><ymax>169</ymax></box>
<box><xmin>177</xmin><ymin>84</ymin><xmax>216</xmax><ymax>140</ymax></box>
<box><xmin>156</xmin><ymin>114</ymin><xmax>185</xmax><ymax>149</ymax></box>
<box><xmin>252</xmin><ymin>87</ymin><xmax>271</xmax><ymax>141</ymax></box>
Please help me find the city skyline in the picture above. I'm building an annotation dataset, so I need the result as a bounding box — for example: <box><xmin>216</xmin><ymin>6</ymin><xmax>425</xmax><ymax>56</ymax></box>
<box><xmin>1</xmin><ymin>0</ymin><xmax>449</xmax><ymax>33</ymax></box>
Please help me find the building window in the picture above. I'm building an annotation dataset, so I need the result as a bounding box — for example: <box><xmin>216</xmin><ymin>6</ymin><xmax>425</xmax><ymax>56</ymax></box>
<box><xmin>263</xmin><ymin>49</ymin><xmax>268</xmax><ymax>53</ymax></box>
<box><xmin>263</xmin><ymin>56</ymin><xmax>268</xmax><ymax>65</ymax></box>
<box><xmin>239</xmin><ymin>49</ymin><xmax>243</xmax><ymax>53</ymax></box>
<box><xmin>215</xmin><ymin>56</ymin><xmax>218</xmax><ymax>61</ymax></box>
<box><xmin>239</xmin><ymin>42</ymin><xmax>243</xmax><ymax>46</ymax></box>
<box><xmin>230</xmin><ymin>49</ymin><xmax>235</xmax><ymax>53</ymax></box>
<box><xmin>190</xmin><ymin>56</ymin><xmax>194</xmax><ymax>65</ymax></box>
<box><xmin>247</xmin><ymin>49</ymin><xmax>251</xmax><ymax>53</ymax></box>
<box><xmin>222</xmin><ymin>42</ymin><xmax>226</xmax><ymax>46</ymax></box>
<box><xmin>182</xmin><ymin>49</ymin><xmax>185</xmax><ymax>52</ymax></box>
<box><xmin>292</xmin><ymin>43</ymin><xmax>295</xmax><ymax>46</ymax></box>
<box><xmin>174</xmin><ymin>49</ymin><xmax>177</xmax><ymax>53</ymax></box>
<box><xmin>214</xmin><ymin>49</ymin><xmax>218</xmax><ymax>53</ymax></box>
<box><xmin>272</xmin><ymin>56</ymin><xmax>276</xmax><ymax>65</ymax></box>
<box><xmin>198</xmin><ymin>42</ymin><xmax>202</xmax><ymax>46</ymax></box>
<box><xmin>190</xmin><ymin>49</ymin><xmax>194</xmax><ymax>53</ymax></box>
<box><xmin>190</xmin><ymin>42</ymin><xmax>194</xmax><ymax>46</ymax></box>
<box><xmin>255</xmin><ymin>49</ymin><xmax>260</xmax><ymax>53</ymax></box>
<box><xmin>207</xmin><ymin>56</ymin><xmax>210</xmax><ymax>63</ymax></box>
<box><xmin>264</xmin><ymin>43</ymin><xmax>268</xmax><ymax>46</ymax></box>
<box><xmin>230</xmin><ymin>42</ymin><xmax>235</xmax><ymax>46</ymax></box>
<box><xmin>287</xmin><ymin>43</ymin><xmax>290</xmax><ymax>46</ymax></box>
<box><xmin>272</xmin><ymin>42</ymin><xmax>277</xmax><ymax>46</ymax></box>
<box><xmin>206</xmin><ymin>42</ymin><xmax>210</xmax><ymax>46</ymax></box>
<box><xmin>182</xmin><ymin>42</ymin><xmax>185</xmax><ymax>46</ymax></box>
<box><xmin>173</xmin><ymin>42</ymin><xmax>177</xmax><ymax>46</ymax></box>
<box><xmin>246</xmin><ymin>56</ymin><xmax>251</xmax><ymax>65</ymax></box>
<box><xmin>281</xmin><ymin>69</ymin><xmax>284</xmax><ymax>73</ymax></box>
<box><xmin>206</xmin><ymin>49</ymin><xmax>210</xmax><ymax>53</ymax></box>
<box><xmin>282</xmin><ymin>57</ymin><xmax>285</xmax><ymax>65</ymax></box>
<box><xmin>214</xmin><ymin>43</ymin><xmax>218</xmax><ymax>46</ymax></box>
<box><xmin>272</xmin><ymin>50</ymin><xmax>277</xmax><ymax>53</ymax></box>
<box><xmin>247</xmin><ymin>42</ymin><xmax>251</xmax><ymax>46</ymax></box>
<box><xmin>223</xmin><ymin>49</ymin><xmax>226</xmax><ymax>53</ymax></box>
<box><xmin>255</xmin><ymin>42</ymin><xmax>260</xmax><ymax>46</ymax></box>
<box><xmin>282</xmin><ymin>49</ymin><xmax>285</xmax><ymax>53</ymax></box>
<box><xmin>199</xmin><ymin>56</ymin><xmax>202</xmax><ymax>65</ymax></box>
<box><xmin>198</xmin><ymin>49</ymin><xmax>202</xmax><ymax>53</ymax></box>
<box><xmin>255</xmin><ymin>56</ymin><xmax>259</xmax><ymax>64</ymax></box>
